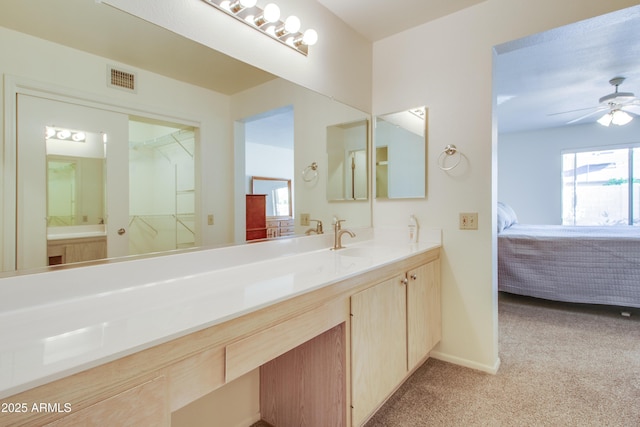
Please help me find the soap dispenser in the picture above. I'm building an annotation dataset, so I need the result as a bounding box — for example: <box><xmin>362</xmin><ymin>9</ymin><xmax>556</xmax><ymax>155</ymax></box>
<box><xmin>408</xmin><ymin>214</ymin><xmax>419</xmax><ymax>243</ymax></box>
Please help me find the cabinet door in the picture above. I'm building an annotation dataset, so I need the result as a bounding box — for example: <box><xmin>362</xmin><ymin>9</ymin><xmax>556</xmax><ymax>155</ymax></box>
<box><xmin>407</xmin><ymin>261</ymin><xmax>441</xmax><ymax>370</ymax></box>
<box><xmin>351</xmin><ymin>274</ymin><xmax>407</xmax><ymax>426</ymax></box>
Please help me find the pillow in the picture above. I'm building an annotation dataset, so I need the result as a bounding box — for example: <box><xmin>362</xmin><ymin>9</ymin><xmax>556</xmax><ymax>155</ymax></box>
<box><xmin>497</xmin><ymin>202</ymin><xmax>518</xmax><ymax>232</ymax></box>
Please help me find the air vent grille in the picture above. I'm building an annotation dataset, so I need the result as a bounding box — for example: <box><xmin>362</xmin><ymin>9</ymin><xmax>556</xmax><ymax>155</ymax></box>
<box><xmin>107</xmin><ymin>66</ymin><xmax>136</xmax><ymax>92</ymax></box>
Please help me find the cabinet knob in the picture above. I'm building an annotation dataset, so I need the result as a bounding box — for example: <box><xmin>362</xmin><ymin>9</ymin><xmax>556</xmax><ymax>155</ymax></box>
<box><xmin>401</xmin><ymin>277</ymin><xmax>408</xmax><ymax>285</ymax></box>
<box><xmin>411</xmin><ymin>274</ymin><xmax>417</xmax><ymax>280</ymax></box>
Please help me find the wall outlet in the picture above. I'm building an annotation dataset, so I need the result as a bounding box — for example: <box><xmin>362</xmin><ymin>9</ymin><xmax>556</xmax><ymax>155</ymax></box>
<box><xmin>459</xmin><ymin>212</ymin><xmax>478</xmax><ymax>230</ymax></box>
<box><xmin>300</xmin><ymin>213</ymin><xmax>310</xmax><ymax>226</ymax></box>
<box><xmin>207</xmin><ymin>214</ymin><xmax>214</xmax><ymax>225</ymax></box>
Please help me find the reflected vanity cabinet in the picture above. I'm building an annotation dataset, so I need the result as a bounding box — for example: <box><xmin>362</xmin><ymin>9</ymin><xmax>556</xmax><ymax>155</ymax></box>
<box><xmin>266</xmin><ymin>217</ymin><xmax>295</xmax><ymax>238</ymax></box>
<box><xmin>47</xmin><ymin>236</ymin><xmax>107</xmax><ymax>265</ymax></box>
<box><xmin>246</xmin><ymin>194</ymin><xmax>267</xmax><ymax>241</ymax></box>
<box><xmin>350</xmin><ymin>259</ymin><xmax>441</xmax><ymax>426</ymax></box>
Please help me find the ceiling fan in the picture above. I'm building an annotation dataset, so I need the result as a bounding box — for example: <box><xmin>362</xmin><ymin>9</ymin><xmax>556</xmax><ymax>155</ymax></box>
<box><xmin>551</xmin><ymin>77</ymin><xmax>640</xmax><ymax>126</ymax></box>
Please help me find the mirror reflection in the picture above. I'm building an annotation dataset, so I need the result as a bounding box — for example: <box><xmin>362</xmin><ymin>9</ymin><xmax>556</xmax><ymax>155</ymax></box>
<box><xmin>326</xmin><ymin>119</ymin><xmax>369</xmax><ymax>201</ymax></box>
<box><xmin>252</xmin><ymin>177</ymin><xmax>292</xmax><ymax>217</ymax></box>
<box><xmin>375</xmin><ymin>107</ymin><xmax>427</xmax><ymax>199</ymax></box>
<box><xmin>46</xmin><ymin>127</ymin><xmax>105</xmax><ymax>228</ymax></box>
<box><xmin>0</xmin><ymin>0</ymin><xmax>371</xmax><ymax>275</ymax></box>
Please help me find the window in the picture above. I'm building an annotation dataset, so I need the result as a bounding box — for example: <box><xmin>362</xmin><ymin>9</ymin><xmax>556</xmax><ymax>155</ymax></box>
<box><xmin>562</xmin><ymin>146</ymin><xmax>639</xmax><ymax>226</ymax></box>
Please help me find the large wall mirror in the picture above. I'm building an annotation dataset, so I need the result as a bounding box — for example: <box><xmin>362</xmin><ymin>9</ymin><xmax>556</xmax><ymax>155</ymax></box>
<box><xmin>375</xmin><ymin>107</ymin><xmax>428</xmax><ymax>199</ymax></box>
<box><xmin>0</xmin><ymin>0</ymin><xmax>371</xmax><ymax>274</ymax></box>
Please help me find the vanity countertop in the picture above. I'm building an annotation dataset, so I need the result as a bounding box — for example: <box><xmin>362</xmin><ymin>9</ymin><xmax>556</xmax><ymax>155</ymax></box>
<box><xmin>0</xmin><ymin>230</ymin><xmax>440</xmax><ymax>399</ymax></box>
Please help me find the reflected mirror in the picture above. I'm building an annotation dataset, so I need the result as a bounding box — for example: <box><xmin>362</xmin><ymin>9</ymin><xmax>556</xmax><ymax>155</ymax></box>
<box><xmin>46</xmin><ymin>127</ymin><xmax>105</xmax><ymax>229</ymax></box>
<box><xmin>375</xmin><ymin>107</ymin><xmax>427</xmax><ymax>199</ymax></box>
<box><xmin>44</xmin><ymin>125</ymin><xmax>108</xmax><ymax>267</ymax></box>
<box><xmin>251</xmin><ymin>177</ymin><xmax>292</xmax><ymax>217</ymax></box>
<box><xmin>326</xmin><ymin>119</ymin><xmax>369</xmax><ymax>201</ymax></box>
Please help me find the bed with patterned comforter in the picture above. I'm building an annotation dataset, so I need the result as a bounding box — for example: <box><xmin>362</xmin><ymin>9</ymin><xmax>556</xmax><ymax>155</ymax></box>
<box><xmin>497</xmin><ymin>205</ymin><xmax>640</xmax><ymax>308</ymax></box>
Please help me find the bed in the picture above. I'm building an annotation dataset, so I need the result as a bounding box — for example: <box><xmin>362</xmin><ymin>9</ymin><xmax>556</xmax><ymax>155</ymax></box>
<box><xmin>497</xmin><ymin>202</ymin><xmax>640</xmax><ymax>308</ymax></box>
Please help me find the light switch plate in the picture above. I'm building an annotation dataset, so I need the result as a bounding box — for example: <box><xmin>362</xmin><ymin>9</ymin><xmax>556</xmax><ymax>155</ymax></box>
<box><xmin>208</xmin><ymin>214</ymin><xmax>214</xmax><ymax>225</ymax></box>
<box><xmin>459</xmin><ymin>212</ymin><xmax>478</xmax><ymax>230</ymax></box>
<box><xmin>300</xmin><ymin>213</ymin><xmax>310</xmax><ymax>226</ymax></box>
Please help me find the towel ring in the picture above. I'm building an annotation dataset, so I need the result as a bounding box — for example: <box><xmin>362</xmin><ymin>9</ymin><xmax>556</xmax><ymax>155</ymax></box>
<box><xmin>302</xmin><ymin>162</ymin><xmax>319</xmax><ymax>182</ymax></box>
<box><xmin>438</xmin><ymin>144</ymin><xmax>461</xmax><ymax>171</ymax></box>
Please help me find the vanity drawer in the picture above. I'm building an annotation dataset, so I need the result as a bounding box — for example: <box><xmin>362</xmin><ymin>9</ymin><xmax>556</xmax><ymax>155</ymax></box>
<box><xmin>167</xmin><ymin>346</ymin><xmax>225</xmax><ymax>411</ymax></box>
<box><xmin>225</xmin><ymin>299</ymin><xmax>348</xmax><ymax>382</ymax></box>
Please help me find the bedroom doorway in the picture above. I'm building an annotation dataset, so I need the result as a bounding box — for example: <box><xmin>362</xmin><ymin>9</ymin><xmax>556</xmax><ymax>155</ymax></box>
<box><xmin>494</xmin><ymin>6</ymin><xmax>640</xmax><ymax>225</ymax></box>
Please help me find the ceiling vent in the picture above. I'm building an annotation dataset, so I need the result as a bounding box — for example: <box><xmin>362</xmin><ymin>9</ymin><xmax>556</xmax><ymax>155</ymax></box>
<box><xmin>107</xmin><ymin>65</ymin><xmax>136</xmax><ymax>92</ymax></box>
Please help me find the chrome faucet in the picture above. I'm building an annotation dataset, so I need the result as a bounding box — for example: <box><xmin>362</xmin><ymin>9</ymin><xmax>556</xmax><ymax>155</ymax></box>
<box><xmin>332</xmin><ymin>219</ymin><xmax>355</xmax><ymax>250</ymax></box>
<box><xmin>305</xmin><ymin>219</ymin><xmax>324</xmax><ymax>235</ymax></box>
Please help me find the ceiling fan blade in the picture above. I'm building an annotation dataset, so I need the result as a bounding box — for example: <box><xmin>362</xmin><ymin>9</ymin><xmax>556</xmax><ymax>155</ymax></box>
<box><xmin>623</xmin><ymin>105</ymin><xmax>640</xmax><ymax>115</ymax></box>
<box><xmin>547</xmin><ymin>105</ymin><xmax>600</xmax><ymax>116</ymax></box>
<box><xmin>566</xmin><ymin>108</ymin><xmax>608</xmax><ymax>124</ymax></box>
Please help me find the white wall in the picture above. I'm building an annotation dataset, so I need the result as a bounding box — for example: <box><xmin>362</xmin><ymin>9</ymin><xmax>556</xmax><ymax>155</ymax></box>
<box><xmin>245</xmin><ymin>143</ymin><xmax>294</xmax><ymax>189</ymax></box>
<box><xmin>372</xmin><ymin>0</ymin><xmax>640</xmax><ymax>372</ymax></box>
<box><xmin>499</xmin><ymin>120</ymin><xmax>640</xmax><ymax>224</ymax></box>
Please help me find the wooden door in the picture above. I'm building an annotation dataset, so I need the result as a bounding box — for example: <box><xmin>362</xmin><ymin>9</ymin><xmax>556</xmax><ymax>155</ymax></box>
<box><xmin>407</xmin><ymin>261</ymin><xmax>441</xmax><ymax>370</ymax></box>
<box><xmin>351</xmin><ymin>274</ymin><xmax>407</xmax><ymax>426</ymax></box>
<box><xmin>16</xmin><ymin>94</ymin><xmax>129</xmax><ymax>269</ymax></box>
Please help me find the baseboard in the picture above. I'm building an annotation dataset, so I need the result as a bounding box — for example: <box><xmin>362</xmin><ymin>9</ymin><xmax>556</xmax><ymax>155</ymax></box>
<box><xmin>237</xmin><ymin>413</ymin><xmax>262</xmax><ymax>427</ymax></box>
<box><xmin>430</xmin><ymin>351</ymin><xmax>501</xmax><ymax>374</ymax></box>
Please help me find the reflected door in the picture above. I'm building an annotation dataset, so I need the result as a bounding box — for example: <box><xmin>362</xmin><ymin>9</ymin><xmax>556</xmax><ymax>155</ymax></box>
<box><xmin>16</xmin><ymin>94</ymin><xmax>129</xmax><ymax>270</ymax></box>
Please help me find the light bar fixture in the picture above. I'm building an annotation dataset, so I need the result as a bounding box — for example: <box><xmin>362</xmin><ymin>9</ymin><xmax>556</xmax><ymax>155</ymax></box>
<box><xmin>45</xmin><ymin>126</ymin><xmax>86</xmax><ymax>143</ymax></box>
<box><xmin>202</xmin><ymin>0</ymin><xmax>318</xmax><ymax>55</ymax></box>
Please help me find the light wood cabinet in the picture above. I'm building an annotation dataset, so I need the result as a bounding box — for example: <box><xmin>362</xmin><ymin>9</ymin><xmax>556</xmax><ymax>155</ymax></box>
<box><xmin>407</xmin><ymin>261</ymin><xmax>441</xmax><ymax>370</ymax></box>
<box><xmin>351</xmin><ymin>259</ymin><xmax>441</xmax><ymax>426</ymax></box>
<box><xmin>47</xmin><ymin>236</ymin><xmax>107</xmax><ymax>265</ymax></box>
<box><xmin>1</xmin><ymin>247</ymin><xmax>439</xmax><ymax>427</ymax></box>
<box><xmin>351</xmin><ymin>273</ymin><xmax>408</xmax><ymax>427</ymax></box>
<box><xmin>266</xmin><ymin>217</ymin><xmax>294</xmax><ymax>238</ymax></box>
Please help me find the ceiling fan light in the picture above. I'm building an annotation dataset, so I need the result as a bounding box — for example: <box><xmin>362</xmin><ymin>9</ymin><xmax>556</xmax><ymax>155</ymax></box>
<box><xmin>611</xmin><ymin>109</ymin><xmax>633</xmax><ymax>126</ymax></box>
<box><xmin>597</xmin><ymin>112</ymin><xmax>612</xmax><ymax>127</ymax></box>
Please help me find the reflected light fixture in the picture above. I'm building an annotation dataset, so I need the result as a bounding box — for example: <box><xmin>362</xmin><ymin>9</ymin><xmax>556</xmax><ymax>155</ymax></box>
<box><xmin>597</xmin><ymin>109</ymin><xmax>634</xmax><ymax>127</ymax></box>
<box><xmin>202</xmin><ymin>0</ymin><xmax>318</xmax><ymax>55</ymax></box>
<box><xmin>45</xmin><ymin>126</ymin><xmax>86</xmax><ymax>143</ymax></box>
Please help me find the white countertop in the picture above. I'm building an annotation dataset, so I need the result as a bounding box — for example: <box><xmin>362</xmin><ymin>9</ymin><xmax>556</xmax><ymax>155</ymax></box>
<box><xmin>0</xmin><ymin>229</ymin><xmax>440</xmax><ymax>399</ymax></box>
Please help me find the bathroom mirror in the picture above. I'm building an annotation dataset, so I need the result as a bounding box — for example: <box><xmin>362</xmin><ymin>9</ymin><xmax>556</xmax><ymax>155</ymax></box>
<box><xmin>47</xmin><ymin>156</ymin><xmax>105</xmax><ymax>227</ymax></box>
<box><xmin>251</xmin><ymin>177</ymin><xmax>292</xmax><ymax>217</ymax></box>
<box><xmin>326</xmin><ymin>119</ymin><xmax>369</xmax><ymax>201</ymax></box>
<box><xmin>0</xmin><ymin>0</ymin><xmax>372</xmax><ymax>274</ymax></box>
<box><xmin>46</xmin><ymin>126</ymin><xmax>106</xmax><ymax>228</ymax></box>
<box><xmin>375</xmin><ymin>107</ymin><xmax>428</xmax><ymax>199</ymax></box>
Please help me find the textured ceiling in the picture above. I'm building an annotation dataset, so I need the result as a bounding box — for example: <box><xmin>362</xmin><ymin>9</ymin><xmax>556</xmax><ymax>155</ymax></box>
<box><xmin>495</xmin><ymin>5</ymin><xmax>640</xmax><ymax>133</ymax></box>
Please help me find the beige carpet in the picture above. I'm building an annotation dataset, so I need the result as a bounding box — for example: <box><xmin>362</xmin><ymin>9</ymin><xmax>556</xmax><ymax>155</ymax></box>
<box><xmin>364</xmin><ymin>293</ymin><xmax>640</xmax><ymax>426</ymax></box>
